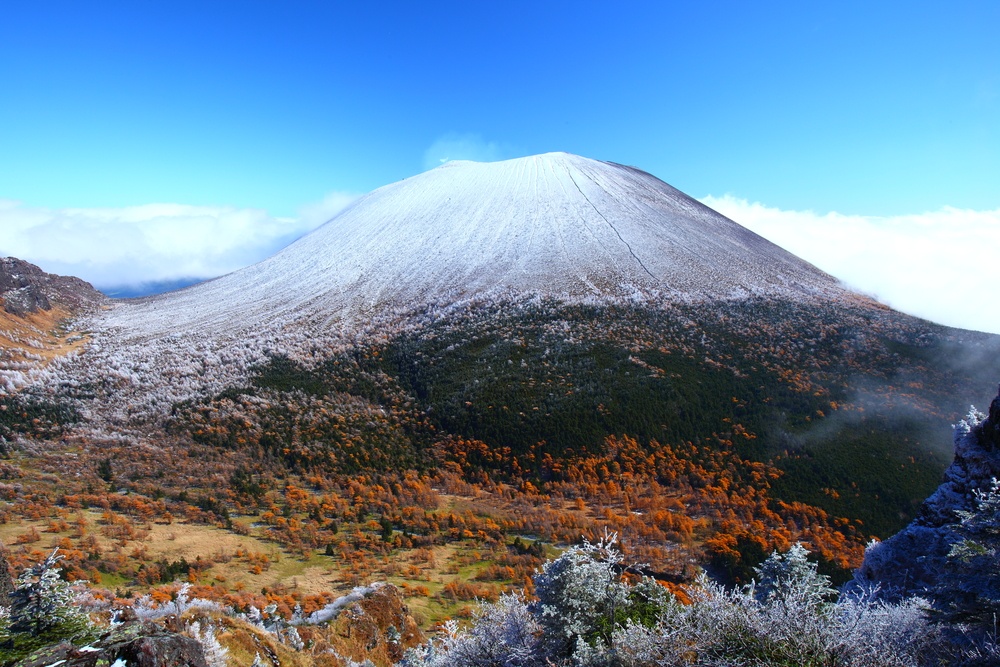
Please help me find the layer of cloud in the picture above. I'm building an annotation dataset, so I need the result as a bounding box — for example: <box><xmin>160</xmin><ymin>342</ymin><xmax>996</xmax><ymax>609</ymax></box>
<box><xmin>422</xmin><ymin>132</ymin><xmax>514</xmax><ymax>171</ymax></box>
<box><xmin>701</xmin><ymin>194</ymin><xmax>1000</xmax><ymax>335</ymax></box>
<box><xmin>0</xmin><ymin>193</ymin><xmax>356</xmax><ymax>294</ymax></box>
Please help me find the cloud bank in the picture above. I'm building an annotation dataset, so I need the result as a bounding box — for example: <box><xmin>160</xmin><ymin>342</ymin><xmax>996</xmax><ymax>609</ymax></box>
<box><xmin>422</xmin><ymin>133</ymin><xmax>514</xmax><ymax>171</ymax></box>
<box><xmin>0</xmin><ymin>193</ymin><xmax>356</xmax><ymax>294</ymax></box>
<box><xmin>701</xmin><ymin>195</ymin><xmax>1000</xmax><ymax>335</ymax></box>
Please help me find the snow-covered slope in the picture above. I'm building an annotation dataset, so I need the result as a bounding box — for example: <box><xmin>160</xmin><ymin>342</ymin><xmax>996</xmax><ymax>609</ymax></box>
<box><xmin>53</xmin><ymin>152</ymin><xmax>859</xmax><ymax>424</ymax></box>
<box><xmin>101</xmin><ymin>152</ymin><xmax>842</xmax><ymax>339</ymax></box>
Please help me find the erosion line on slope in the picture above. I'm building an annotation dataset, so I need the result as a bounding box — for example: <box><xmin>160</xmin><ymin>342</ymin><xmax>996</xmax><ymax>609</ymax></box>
<box><xmin>546</xmin><ymin>159</ymin><xmax>602</xmax><ymax>295</ymax></box>
<box><xmin>566</xmin><ymin>170</ymin><xmax>658</xmax><ymax>281</ymax></box>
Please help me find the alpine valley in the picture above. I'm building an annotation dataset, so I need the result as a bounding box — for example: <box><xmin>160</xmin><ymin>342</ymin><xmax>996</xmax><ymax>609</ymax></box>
<box><xmin>2</xmin><ymin>153</ymin><xmax>1000</xmax><ymax>665</ymax></box>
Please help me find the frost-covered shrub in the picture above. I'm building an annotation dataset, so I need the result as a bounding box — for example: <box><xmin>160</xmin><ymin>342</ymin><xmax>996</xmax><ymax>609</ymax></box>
<box><xmin>408</xmin><ymin>538</ymin><xmax>951</xmax><ymax>667</ymax></box>
<box><xmin>186</xmin><ymin>620</ymin><xmax>230</xmax><ymax>667</ymax></box>
<box><xmin>834</xmin><ymin>591</ymin><xmax>940</xmax><ymax>667</ymax></box>
<box><xmin>404</xmin><ymin>593</ymin><xmax>540</xmax><ymax>667</ymax></box>
<box><xmin>130</xmin><ymin>582</ymin><xmax>223</xmax><ymax>622</ymax></box>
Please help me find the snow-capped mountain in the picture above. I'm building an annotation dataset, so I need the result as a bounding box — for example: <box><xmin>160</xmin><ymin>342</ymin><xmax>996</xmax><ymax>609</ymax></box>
<box><xmin>45</xmin><ymin>151</ymin><xmax>998</xmax><ymax>444</ymax></box>
<box><xmin>101</xmin><ymin>152</ymin><xmax>843</xmax><ymax>340</ymax></box>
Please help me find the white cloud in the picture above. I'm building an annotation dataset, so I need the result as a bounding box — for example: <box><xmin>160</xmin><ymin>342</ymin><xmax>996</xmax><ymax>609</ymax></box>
<box><xmin>422</xmin><ymin>132</ymin><xmax>512</xmax><ymax>171</ymax></box>
<box><xmin>297</xmin><ymin>191</ymin><xmax>359</xmax><ymax>228</ymax></box>
<box><xmin>701</xmin><ymin>194</ymin><xmax>1000</xmax><ymax>335</ymax></box>
<box><xmin>0</xmin><ymin>192</ymin><xmax>357</xmax><ymax>291</ymax></box>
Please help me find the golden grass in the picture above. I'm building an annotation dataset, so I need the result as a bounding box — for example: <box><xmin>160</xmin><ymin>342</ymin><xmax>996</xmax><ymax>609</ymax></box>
<box><xmin>0</xmin><ymin>307</ymin><xmax>90</xmax><ymax>366</ymax></box>
<box><xmin>0</xmin><ymin>509</ymin><xmax>509</xmax><ymax>619</ymax></box>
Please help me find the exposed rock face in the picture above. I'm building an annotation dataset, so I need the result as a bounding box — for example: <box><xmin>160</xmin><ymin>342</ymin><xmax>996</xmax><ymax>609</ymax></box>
<box><xmin>17</xmin><ymin>621</ymin><xmax>209</xmax><ymax>667</ymax></box>
<box><xmin>2</xmin><ymin>284</ymin><xmax>51</xmax><ymax>316</ymax></box>
<box><xmin>303</xmin><ymin>582</ymin><xmax>425</xmax><ymax>663</ymax></box>
<box><xmin>0</xmin><ymin>257</ymin><xmax>104</xmax><ymax>316</ymax></box>
<box><xmin>854</xmin><ymin>385</ymin><xmax>1000</xmax><ymax>597</ymax></box>
<box><xmin>108</xmin><ymin>623</ymin><xmax>210</xmax><ymax>667</ymax></box>
<box><xmin>982</xmin><ymin>390</ymin><xmax>1000</xmax><ymax>449</ymax></box>
<box><xmin>346</xmin><ymin>583</ymin><xmax>424</xmax><ymax>663</ymax></box>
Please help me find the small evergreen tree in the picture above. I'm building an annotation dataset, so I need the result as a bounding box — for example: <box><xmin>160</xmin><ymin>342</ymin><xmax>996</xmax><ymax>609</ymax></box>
<box><xmin>753</xmin><ymin>542</ymin><xmax>836</xmax><ymax>608</ymax></box>
<box><xmin>938</xmin><ymin>479</ymin><xmax>1000</xmax><ymax>628</ymax></box>
<box><xmin>9</xmin><ymin>549</ymin><xmax>87</xmax><ymax>636</ymax></box>
<box><xmin>1</xmin><ymin>548</ymin><xmax>95</xmax><ymax>665</ymax></box>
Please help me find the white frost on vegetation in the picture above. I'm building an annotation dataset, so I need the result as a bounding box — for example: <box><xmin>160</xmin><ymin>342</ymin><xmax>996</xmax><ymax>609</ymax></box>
<box><xmin>304</xmin><ymin>583</ymin><xmax>384</xmax><ymax>625</ymax></box>
<box><xmin>38</xmin><ymin>153</ymin><xmax>862</xmax><ymax>425</ymax></box>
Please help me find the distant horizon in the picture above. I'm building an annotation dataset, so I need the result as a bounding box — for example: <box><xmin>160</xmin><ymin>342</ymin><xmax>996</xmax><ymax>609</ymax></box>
<box><xmin>96</xmin><ymin>276</ymin><xmax>206</xmax><ymax>299</ymax></box>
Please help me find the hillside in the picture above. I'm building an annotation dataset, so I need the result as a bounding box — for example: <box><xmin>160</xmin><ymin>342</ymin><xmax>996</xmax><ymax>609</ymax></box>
<box><xmin>0</xmin><ymin>259</ymin><xmax>103</xmax><ymax>444</ymax></box>
<box><xmin>0</xmin><ymin>257</ymin><xmax>104</xmax><ymax>389</ymax></box>
<box><xmin>1</xmin><ymin>154</ymin><xmax>999</xmax><ymax>665</ymax></box>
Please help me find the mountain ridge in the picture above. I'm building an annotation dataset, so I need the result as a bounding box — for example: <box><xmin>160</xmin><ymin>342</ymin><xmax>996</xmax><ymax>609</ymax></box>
<box><xmin>0</xmin><ymin>258</ymin><xmax>104</xmax><ymax>393</ymax></box>
<box><xmin>0</xmin><ymin>257</ymin><xmax>104</xmax><ymax>317</ymax></box>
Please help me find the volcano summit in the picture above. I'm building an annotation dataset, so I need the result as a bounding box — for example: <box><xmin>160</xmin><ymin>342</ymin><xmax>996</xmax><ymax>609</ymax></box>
<box><xmin>101</xmin><ymin>152</ymin><xmax>844</xmax><ymax>340</ymax></box>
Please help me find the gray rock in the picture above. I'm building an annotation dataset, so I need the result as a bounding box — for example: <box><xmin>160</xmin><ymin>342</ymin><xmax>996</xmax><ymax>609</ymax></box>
<box><xmin>106</xmin><ymin>622</ymin><xmax>210</xmax><ymax>667</ymax></box>
<box><xmin>0</xmin><ymin>256</ymin><xmax>104</xmax><ymax>315</ymax></box>
<box><xmin>3</xmin><ymin>285</ymin><xmax>51</xmax><ymax>316</ymax></box>
<box><xmin>854</xmin><ymin>385</ymin><xmax>1000</xmax><ymax>598</ymax></box>
<box><xmin>13</xmin><ymin>621</ymin><xmax>209</xmax><ymax>667</ymax></box>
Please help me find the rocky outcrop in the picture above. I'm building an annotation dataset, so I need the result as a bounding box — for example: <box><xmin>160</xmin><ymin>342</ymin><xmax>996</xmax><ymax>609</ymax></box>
<box><xmin>2</xmin><ymin>284</ymin><xmax>51</xmax><ymax>316</ymax></box>
<box><xmin>16</xmin><ymin>621</ymin><xmax>208</xmax><ymax>667</ymax></box>
<box><xmin>107</xmin><ymin>623</ymin><xmax>210</xmax><ymax>667</ymax></box>
<box><xmin>981</xmin><ymin>389</ymin><xmax>1000</xmax><ymax>449</ymax></box>
<box><xmin>0</xmin><ymin>257</ymin><xmax>104</xmax><ymax>316</ymax></box>
<box><xmin>854</xmin><ymin>385</ymin><xmax>1000</xmax><ymax>597</ymax></box>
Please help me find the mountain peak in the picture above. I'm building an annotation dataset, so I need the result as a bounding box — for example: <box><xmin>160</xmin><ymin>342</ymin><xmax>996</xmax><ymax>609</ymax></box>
<box><xmin>102</xmin><ymin>153</ymin><xmax>844</xmax><ymax>339</ymax></box>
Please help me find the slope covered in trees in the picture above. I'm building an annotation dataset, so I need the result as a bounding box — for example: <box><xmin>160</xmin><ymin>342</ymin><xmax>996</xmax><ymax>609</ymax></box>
<box><xmin>0</xmin><ymin>297</ymin><xmax>982</xmax><ymax>597</ymax></box>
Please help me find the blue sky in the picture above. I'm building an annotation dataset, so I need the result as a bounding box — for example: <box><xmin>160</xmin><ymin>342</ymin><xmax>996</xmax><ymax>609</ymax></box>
<box><xmin>1</xmin><ymin>2</ymin><xmax>999</xmax><ymax>332</ymax></box>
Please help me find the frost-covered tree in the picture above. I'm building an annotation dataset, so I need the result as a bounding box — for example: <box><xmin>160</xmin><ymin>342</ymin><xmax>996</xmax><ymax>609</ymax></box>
<box><xmin>937</xmin><ymin>479</ymin><xmax>1000</xmax><ymax>627</ymax></box>
<box><xmin>753</xmin><ymin>542</ymin><xmax>835</xmax><ymax>607</ymax></box>
<box><xmin>0</xmin><ymin>548</ymin><xmax>95</xmax><ymax>666</ymax></box>
<box><xmin>8</xmin><ymin>548</ymin><xmax>92</xmax><ymax>638</ymax></box>
<box><xmin>532</xmin><ymin>532</ymin><xmax>672</xmax><ymax>663</ymax></box>
<box><xmin>533</xmin><ymin>533</ymin><xmax>629</xmax><ymax>659</ymax></box>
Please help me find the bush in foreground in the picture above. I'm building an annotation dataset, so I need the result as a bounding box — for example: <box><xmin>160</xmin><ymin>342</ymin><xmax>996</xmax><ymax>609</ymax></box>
<box><xmin>403</xmin><ymin>536</ymin><xmax>957</xmax><ymax>667</ymax></box>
